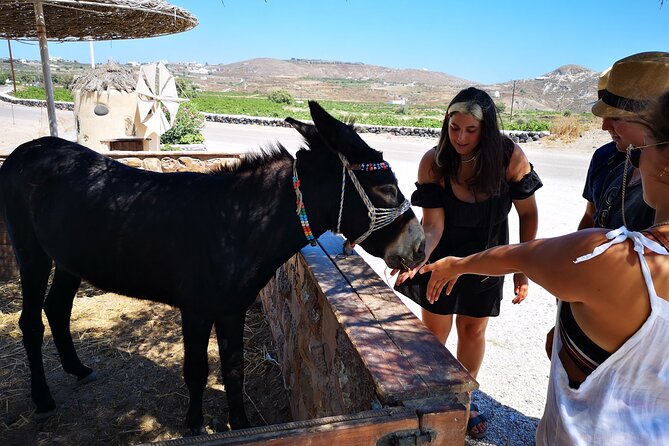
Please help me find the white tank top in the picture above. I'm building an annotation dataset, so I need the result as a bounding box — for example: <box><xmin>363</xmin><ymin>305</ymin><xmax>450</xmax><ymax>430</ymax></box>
<box><xmin>536</xmin><ymin>227</ymin><xmax>669</xmax><ymax>446</ymax></box>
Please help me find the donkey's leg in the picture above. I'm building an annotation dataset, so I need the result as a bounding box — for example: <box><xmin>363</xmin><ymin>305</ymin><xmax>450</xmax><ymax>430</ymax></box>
<box><xmin>180</xmin><ymin>309</ymin><xmax>214</xmax><ymax>435</ymax></box>
<box><xmin>15</xmin><ymin>244</ymin><xmax>55</xmax><ymax>416</ymax></box>
<box><xmin>43</xmin><ymin>266</ymin><xmax>93</xmax><ymax>382</ymax></box>
<box><xmin>214</xmin><ymin>310</ymin><xmax>250</xmax><ymax>430</ymax></box>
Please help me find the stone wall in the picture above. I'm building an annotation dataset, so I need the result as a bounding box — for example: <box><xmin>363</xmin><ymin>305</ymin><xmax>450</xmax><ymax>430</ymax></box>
<box><xmin>107</xmin><ymin>151</ymin><xmax>242</xmax><ymax>173</ymax></box>
<box><xmin>258</xmin><ymin>251</ymin><xmax>377</xmax><ymax>420</ymax></box>
<box><xmin>257</xmin><ymin>232</ymin><xmax>476</xmax><ymax>444</ymax></box>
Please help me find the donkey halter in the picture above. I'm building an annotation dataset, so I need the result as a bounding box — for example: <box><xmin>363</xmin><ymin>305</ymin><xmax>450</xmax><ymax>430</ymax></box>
<box><xmin>292</xmin><ymin>153</ymin><xmax>411</xmax><ymax>248</ymax></box>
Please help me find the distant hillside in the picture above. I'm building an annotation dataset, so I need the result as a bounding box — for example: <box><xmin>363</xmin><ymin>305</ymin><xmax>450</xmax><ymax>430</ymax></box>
<box><xmin>174</xmin><ymin>58</ymin><xmax>599</xmax><ymax>113</ymax></box>
<box><xmin>0</xmin><ymin>57</ymin><xmax>600</xmax><ymax>112</ymax></box>
<box><xmin>485</xmin><ymin>64</ymin><xmax>599</xmax><ymax>113</ymax></box>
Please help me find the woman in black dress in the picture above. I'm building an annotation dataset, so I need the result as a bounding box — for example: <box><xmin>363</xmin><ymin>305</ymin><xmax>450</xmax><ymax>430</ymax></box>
<box><xmin>394</xmin><ymin>87</ymin><xmax>542</xmax><ymax>439</ymax></box>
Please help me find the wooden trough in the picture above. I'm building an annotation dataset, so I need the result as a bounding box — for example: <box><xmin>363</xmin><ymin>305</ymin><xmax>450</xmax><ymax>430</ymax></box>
<box><xmin>0</xmin><ymin>152</ymin><xmax>477</xmax><ymax>445</ymax></box>
<box><xmin>146</xmin><ymin>232</ymin><xmax>477</xmax><ymax>446</ymax></box>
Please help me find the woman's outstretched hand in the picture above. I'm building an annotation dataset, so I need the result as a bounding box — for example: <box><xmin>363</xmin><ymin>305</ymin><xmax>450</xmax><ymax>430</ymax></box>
<box><xmin>418</xmin><ymin>257</ymin><xmax>461</xmax><ymax>304</ymax></box>
<box><xmin>513</xmin><ymin>272</ymin><xmax>529</xmax><ymax>304</ymax></box>
<box><xmin>390</xmin><ymin>259</ymin><xmax>427</xmax><ymax>286</ymax></box>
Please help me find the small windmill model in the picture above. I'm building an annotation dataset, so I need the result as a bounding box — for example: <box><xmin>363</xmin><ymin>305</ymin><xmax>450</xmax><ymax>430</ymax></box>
<box><xmin>136</xmin><ymin>62</ymin><xmax>188</xmax><ymax>138</ymax></box>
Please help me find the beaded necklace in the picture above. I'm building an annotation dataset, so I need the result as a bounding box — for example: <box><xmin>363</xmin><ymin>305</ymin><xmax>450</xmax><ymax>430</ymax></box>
<box><xmin>293</xmin><ymin>162</ymin><xmax>317</xmax><ymax>246</ymax></box>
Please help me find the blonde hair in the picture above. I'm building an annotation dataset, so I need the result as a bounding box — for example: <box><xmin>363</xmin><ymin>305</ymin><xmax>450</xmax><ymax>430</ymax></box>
<box><xmin>447</xmin><ymin>101</ymin><xmax>484</xmax><ymax>121</ymax></box>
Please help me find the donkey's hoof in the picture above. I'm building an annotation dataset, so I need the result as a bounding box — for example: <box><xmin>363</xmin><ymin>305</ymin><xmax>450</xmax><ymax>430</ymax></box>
<box><xmin>76</xmin><ymin>371</ymin><xmax>97</xmax><ymax>386</ymax></box>
<box><xmin>210</xmin><ymin>417</ymin><xmax>230</xmax><ymax>432</ymax></box>
<box><xmin>32</xmin><ymin>408</ymin><xmax>57</xmax><ymax>423</ymax></box>
<box><xmin>184</xmin><ymin>426</ymin><xmax>207</xmax><ymax>437</ymax></box>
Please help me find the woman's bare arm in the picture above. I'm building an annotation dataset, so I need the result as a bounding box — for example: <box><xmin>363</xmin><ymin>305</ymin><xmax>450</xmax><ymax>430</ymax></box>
<box><xmin>419</xmin><ymin>228</ymin><xmax>638</xmax><ymax>306</ymax></box>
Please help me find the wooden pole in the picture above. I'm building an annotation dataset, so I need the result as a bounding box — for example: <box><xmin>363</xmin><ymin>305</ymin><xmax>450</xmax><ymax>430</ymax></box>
<box><xmin>7</xmin><ymin>39</ymin><xmax>17</xmax><ymax>94</ymax></box>
<box><xmin>89</xmin><ymin>41</ymin><xmax>95</xmax><ymax>68</ymax></box>
<box><xmin>33</xmin><ymin>0</ymin><xmax>59</xmax><ymax>137</ymax></box>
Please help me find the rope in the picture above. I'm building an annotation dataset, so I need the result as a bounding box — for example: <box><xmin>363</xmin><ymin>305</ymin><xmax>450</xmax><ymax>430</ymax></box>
<box><xmin>338</xmin><ymin>154</ymin><xmax>411</xmax><ymax>246</ymax></box>
<box><xmin>292</xmin><ymin>153</ymin><xmax>411</xmax><ymax>249</ymax></box>
<box><xmin>336</xmin><ymin>162</ymin><xmax>346</xmax><ymax>234</ymax></box>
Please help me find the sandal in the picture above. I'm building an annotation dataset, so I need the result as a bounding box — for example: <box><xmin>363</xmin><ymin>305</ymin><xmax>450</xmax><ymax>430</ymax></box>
<box><xmin>467</xmin><ymin>403</ymin><xmax>488</xmax><ymax>439</ymax></box>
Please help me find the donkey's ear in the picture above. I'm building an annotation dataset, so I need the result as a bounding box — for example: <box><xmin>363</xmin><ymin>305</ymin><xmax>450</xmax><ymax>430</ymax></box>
<box><xmin>308</xmin><ymin>101</ymin><xmax>369</xmax><ymax>159</ymax></box>
<box><xmin>285</xmin><ymin>117</ymin><xmax>321</xmax><ymax>143</ymax></box>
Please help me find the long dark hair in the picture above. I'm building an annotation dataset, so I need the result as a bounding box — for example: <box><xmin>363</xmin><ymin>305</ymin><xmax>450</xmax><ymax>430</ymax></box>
<box><xmin>645</xmin><ymin>91</ymin><xmax>669</xmax><ymax>149</ymax></box>
<box><xmin>435</xmin><ymin>87</ymin><xmax>512</xmax><ymax>196</ymax></box>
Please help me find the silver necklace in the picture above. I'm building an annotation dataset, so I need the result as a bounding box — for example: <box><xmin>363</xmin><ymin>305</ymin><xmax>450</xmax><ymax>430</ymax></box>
<box><xmin>461</xmin><ymin>152</ymin><xmax>479</xmax><ymax>164</ymax></box>
<box><xmin>651</xmin><ymin>220</ymin><xmax>669</xmax><ymax>228</ymax></box>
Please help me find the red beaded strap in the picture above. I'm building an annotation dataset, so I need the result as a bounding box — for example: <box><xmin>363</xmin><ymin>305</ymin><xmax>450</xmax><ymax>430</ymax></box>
<box><xmin>349</xmin><ymin>162</ymin><xmax>390</xmax><ymax>171</ymax></box>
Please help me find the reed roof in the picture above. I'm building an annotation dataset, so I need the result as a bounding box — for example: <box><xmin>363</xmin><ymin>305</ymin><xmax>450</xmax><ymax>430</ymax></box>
<box><xmin>0</xmin><ymin>0</ymin><xmax>197</xmax><ymax>41</ymax></box>
<box><xmin>70</xmin><ymin>61</ymin><xmax>138</xmax><ymax>92</ymax></box>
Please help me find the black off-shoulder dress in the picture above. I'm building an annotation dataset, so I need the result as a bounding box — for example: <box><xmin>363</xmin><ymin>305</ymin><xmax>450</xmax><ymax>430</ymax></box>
<box><xmin>395</xmin><ymin>158</ymin><xmax>542</xmax><ymax>318</ymax></box>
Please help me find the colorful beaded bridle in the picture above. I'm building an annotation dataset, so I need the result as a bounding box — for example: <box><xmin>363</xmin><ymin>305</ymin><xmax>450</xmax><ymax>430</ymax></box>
<box><xmin>293</xmin><ymin>153</ymin><xmax>411</xmax><ymax>248</ymax></box>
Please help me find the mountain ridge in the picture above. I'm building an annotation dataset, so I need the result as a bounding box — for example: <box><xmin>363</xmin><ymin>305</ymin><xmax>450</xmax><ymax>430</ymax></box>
<box><xmin>176</xmin><ymin>58</ymin><xmax>599</xmax><ymax>112</ymax></box>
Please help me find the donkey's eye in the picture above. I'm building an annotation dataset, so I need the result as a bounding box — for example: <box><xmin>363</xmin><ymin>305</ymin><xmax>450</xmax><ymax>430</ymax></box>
<box><xmin>375</xmin><ymin>184</ymin><xmax>398</xmax><ymax>203</ymax></box>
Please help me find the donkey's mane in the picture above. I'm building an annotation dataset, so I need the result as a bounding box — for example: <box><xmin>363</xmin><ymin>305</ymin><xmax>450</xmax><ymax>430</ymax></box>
<box><xmin>209</xmin><ymin>144</ymin><xmax>293</xmax><ymax>175</ymax></box>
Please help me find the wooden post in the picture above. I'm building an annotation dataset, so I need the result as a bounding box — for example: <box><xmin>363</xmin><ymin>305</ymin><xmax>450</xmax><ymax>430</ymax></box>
<box><xmin>33</xmin><ymin>0</ymin><xmax>59</xmax><ymax>137</ymax></box>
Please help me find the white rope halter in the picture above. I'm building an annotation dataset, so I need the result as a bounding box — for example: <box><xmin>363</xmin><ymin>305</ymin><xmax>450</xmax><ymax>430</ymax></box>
<box><xmin>292</xmin><ymin>153</ymin><xmax>411</xmax><ymax>250</ymax></box>
<box><xmin>335</xmin><ymin>153</ymin><xmax>411</xmax><ymax>246</ymax></box>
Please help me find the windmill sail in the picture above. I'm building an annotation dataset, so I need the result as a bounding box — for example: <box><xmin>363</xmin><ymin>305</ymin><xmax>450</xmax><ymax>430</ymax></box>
<box><xmin>136</xmin><ymin>62</ymin><xmax>187</xmax><ymax>136</ymax></box>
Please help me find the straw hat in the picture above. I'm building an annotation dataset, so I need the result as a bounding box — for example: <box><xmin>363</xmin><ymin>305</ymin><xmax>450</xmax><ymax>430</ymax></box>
<box><xmin>592</xmin><ymin>51</ymin><xmax>669</xmax><ymax>118</ymax></box>
<box><xmin>596</xmin><ymin>66</ymin><xmax>612</xmax><ymax>99</ymax></box>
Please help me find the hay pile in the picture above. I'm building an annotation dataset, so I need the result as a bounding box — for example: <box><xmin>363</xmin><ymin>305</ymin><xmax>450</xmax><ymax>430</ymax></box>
<box><xmin>0</xmin><ymin>279</ymin><xmax>290</xmax><ymax>445</ymax></box>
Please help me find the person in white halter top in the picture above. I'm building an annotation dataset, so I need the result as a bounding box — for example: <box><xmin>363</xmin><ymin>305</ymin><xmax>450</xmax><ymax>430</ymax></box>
<box><xmin>419</xmin><ymin>80</ymin><xmax>669</xmax><ymax>443</ymax></box>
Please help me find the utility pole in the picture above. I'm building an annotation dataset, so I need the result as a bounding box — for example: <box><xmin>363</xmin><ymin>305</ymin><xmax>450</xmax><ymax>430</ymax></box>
<box><xmin>7</xmin><ymin>39</ymin><xmax>17</xmax><ymax>93</ymax></box>
<box><xmin>510</xmin><ymin>80</ymin><xmax>516</xmax><ymax>118</ymax></box>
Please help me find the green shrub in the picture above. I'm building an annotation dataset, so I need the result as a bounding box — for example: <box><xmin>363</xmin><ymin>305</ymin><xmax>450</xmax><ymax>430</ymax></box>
<box><xmin>160</xmin><ymin>104</ymin><xmax>205</xmax><ymax>145</ymax></box>
<box><xmin>267</xmin><ymin>89</ymin><xmax>293</xmax><ymax>104</ymax></box>
<box><xmin>504</xmin><ymin>119</ymin><xmax>550</xmax><ymax>132</ymax></box>
<box><xmin>176</xmin><ymin>77</ymin><xmax>199</xmax><ymax>99</ymax></box>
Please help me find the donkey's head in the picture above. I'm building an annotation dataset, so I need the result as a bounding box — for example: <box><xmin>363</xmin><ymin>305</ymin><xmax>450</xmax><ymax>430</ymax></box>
<box><xmin>287</xmin><ymin>101</ymin><xmax>425</xmax><ymax>270</ymax></box>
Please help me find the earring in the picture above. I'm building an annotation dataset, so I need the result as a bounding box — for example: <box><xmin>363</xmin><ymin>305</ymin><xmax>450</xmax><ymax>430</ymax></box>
<box><xmin>661</xmin><ymin>168</ymin><xmax>668</xmax><ymax>177</ymax></box>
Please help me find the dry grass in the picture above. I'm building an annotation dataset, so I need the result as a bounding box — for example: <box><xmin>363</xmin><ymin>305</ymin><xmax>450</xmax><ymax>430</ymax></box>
<box><xmin>546</xmin><ymin>113</ymin><xmax>603</xmax><ymax>144</ymax></box>
<box><xmin>547</xmin><ymin>115</ymin><xmax>584</xmax><ymax>143</ymax></box>
<box><xmin>0</xmin><ymin>278</ymin><xmax>290</xmax><ymax>445</ymax></box>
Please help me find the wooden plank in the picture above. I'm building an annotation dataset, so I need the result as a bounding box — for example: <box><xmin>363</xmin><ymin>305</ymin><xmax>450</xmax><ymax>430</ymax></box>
<box><xmin>316</xmin><ymin>233</ymin><xmax>477</xmax><ymax>402</ymax></box>
<box><xmin>143</xmin><ymin>407</ymin><xmax>420</xmax><ymax>446</ymax></box>
<box><xmin>402</xmin><ymin>396</ymin><xmax>469</xmax><ymax>446</ymax></box>
<box><xmin>300</xmin><ymin>242</ymin><xmax>430</xmax><ymax>403</ymax></box>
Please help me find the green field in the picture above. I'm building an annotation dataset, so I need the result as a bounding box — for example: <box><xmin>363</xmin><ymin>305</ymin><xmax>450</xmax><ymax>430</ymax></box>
<box><xmin>12</xmin><ymin>86</ymin><xmax>74</xmax><ymax>102</ymax></box>
<box><xmin>10</xmin><ymin>86</ymin><xmax>595</xmax><ymax>133</ymax></box>
<box><xmin>190</xmin><ymin>91</ymin><xmax>571</xmax><ymax>131</ymax></box>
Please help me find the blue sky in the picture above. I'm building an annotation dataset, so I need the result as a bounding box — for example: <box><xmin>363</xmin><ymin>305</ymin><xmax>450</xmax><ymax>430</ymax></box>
<box><xmin>2</xmin><ymin>0</ymin><xmax>668</xmax><ymax>84</ymax></box>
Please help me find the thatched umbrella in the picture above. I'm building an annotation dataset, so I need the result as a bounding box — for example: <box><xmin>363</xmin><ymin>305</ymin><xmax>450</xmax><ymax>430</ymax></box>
<box><xmin>0</xmin><ymin>0</ymin><xmax>197</xmax><ymax>137</ymax></box>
